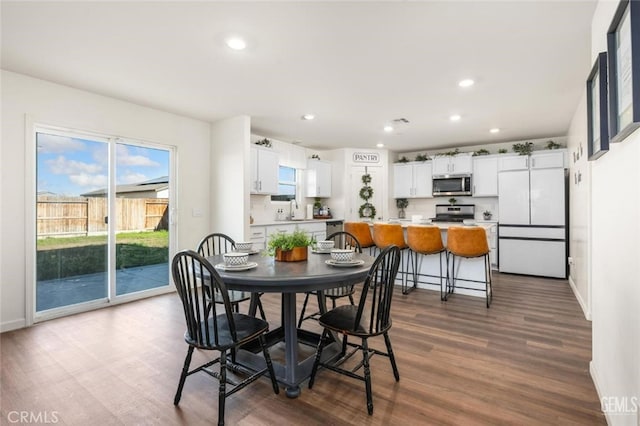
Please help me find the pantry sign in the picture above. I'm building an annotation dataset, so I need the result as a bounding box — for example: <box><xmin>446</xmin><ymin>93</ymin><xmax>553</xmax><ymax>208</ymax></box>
<box><xmin>352</xmin><ymin>152</ymin><xmax>380</xmax><ymax>163</ymax></box>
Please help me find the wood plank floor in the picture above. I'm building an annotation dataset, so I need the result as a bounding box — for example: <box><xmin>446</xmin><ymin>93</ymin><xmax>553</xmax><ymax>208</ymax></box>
<box><xmin>1</xmin><ymin>273</ymin><xmax>605</xmax><ymax>425</ymax></box>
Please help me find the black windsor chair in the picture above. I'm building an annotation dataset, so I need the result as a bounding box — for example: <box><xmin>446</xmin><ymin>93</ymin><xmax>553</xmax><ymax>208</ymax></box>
<box><xmin>197</xmin><ymin>232</ymin><xmax>266</xmax><ymax>320</ymax></box>
<box><xmin>297</xmin><ymin>231</ymin><xmax>363</xmax><ymax>327</ymax></box>
<box><xmin>308</xmin><ymin>245</ymin><xmax>401</xmax><ymax>415</ymax></box>
<box><xmin>171</xmin><ymin>250</ymin><xmax>279</xmax><ymax>426</ymax></box>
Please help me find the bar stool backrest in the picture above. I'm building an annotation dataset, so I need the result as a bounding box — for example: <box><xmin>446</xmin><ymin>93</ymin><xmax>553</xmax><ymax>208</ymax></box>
<box><xmin>344</xmin><ymin>222</ymin><xmax>375</xmax><ymax>248</ymax></box>
<box><xmin>447</xmin><ymin>227</ymin><xmax>490</xmax><ymax>258</ymax></box>
<box><xmin>372</xmin><ymin>223</ymin><xmax>407</xmax><ymax>249</ymax></box>
<box><xmin>407</xmin><ymin>225</ymin><xmax>445</xmax><ymax>254</ymax></box>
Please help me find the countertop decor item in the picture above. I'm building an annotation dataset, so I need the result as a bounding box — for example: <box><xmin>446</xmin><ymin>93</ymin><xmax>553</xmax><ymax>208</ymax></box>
<box><xmin>267</xmin><ymin>229</ymin><xmax>311</xmax><ymax>262</ymax></box>
<box><xmin>396</xmin><ymin>198</ymin><xmax>409</xmax><ymax>219</ymax></box>
<box><xmin>545</xmin><ymin>140</ymin><xmax>561</xmax><ymax>150</ymax></box>
<box><xmin>513</xmin><ymin>142</ymin><xmax>533</xmax><ymax>155</ymax></box>
<box><xmin>396</xmin><ymin>156</ymin><xmax>410</xmax><ymax>163</ymax></box>
<box><xmin>473</xmin><ymin>149</ymin><xmax>490</xmax><ymax>156</ymax></box>
<box><xmin>358</xmin><ymin>171</ymin><xmax>376</xmax><ymax>219</ymax></box>
<box><xmin>254</xmin><ymin>138</ymin><xmax>272</xmax><ymax>147</ymax></box>
<box><xmin>415</xmin><ymin>153</ymin><xmax>430</xmax><ymax>161</ymax></box>
<box><xmin>498</xmin><ymin>148</ymin><xmax>508</xmax><ymax>154</ymax></box>
<box><xmin>483</xmin><ymin>210</ymin><xmax>492</xmax><ymax>220</ymax></box>
<box><xmin>448</xmin><ymin>198</ymin><xmax>457</xmax><ymax>205</ymax></box>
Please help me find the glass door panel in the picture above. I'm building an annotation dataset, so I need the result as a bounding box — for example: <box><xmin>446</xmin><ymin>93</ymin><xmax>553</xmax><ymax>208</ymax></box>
<box><xmin>36</xmin><ymin>132</ymin><xmax>109</xmax><ymax>311</ymax></box>
<box><xmin>114</xmin><ymin>142</ymin><xmax>170</xmax><ymax>296</ymax></box>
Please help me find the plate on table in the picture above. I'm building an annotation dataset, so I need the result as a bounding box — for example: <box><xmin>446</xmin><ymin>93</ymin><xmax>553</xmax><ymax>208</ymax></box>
<box><xmin>325</xmin><ymin>259</ymin><xmax>366</xmax><ymax>268</ymax></box>
<box><xmin>235</xmin><ymin>249</ymin><xmax>260</xmax><ymax>255</ymax></box>
<box><xmin>215</xmin><ymin>261</ymin><xmax>258</xmax><ymax>272</ymax></box>
<box><xmin>312</xmin><ymin>248</ymin><xmax>333</xmax><ymax>254</ymax></box>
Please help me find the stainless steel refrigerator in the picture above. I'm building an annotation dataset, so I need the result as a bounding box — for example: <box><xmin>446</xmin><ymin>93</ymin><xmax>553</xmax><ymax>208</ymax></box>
<box><xmin>498</xmin><ymin>161</ymin><xmax>568</xmax><ymax>278</ymax></box>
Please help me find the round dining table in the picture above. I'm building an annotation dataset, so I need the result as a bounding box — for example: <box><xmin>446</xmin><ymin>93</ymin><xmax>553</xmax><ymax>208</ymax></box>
<box><xmin>206</xmin><ymin>249</ymin><xmax>375</xmax><ymax>398</ymax></box>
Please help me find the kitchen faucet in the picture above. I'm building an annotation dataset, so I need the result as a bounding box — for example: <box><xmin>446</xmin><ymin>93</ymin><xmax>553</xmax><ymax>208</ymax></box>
<box><xmin>289</xmin><ymin>199</ymin><xmax>298</xmax><ymax>220</ymax></box>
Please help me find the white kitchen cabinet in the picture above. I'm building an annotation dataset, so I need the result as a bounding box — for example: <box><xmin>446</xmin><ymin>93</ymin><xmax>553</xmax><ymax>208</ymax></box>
<box><xmin>393</xmin><ymin>162</ymin><xmax>432</xmax><ymax>198</ymax></box>
<box><xmin>498</xmin><ymin>150</ymin><xmax>566</xmax><ymax>172</ymax></box>
<box><xmin>472</xmin><ymin>155</ymin><xmax>498</xmax><ymax>197</ymax></box>
<box><xmin>250</xmin><ymin>146</ymin><xmax>279</xmax><ymax>195</ymax></box>
<box><xmin>249</xmin><ymin>227</ymin><xmax>266</xmax><ymax>251</ymax></box>
<box><xmin>306</xmin><ymin>159</ymin><xmax>332</xmax><ymax>197</ymax></box>
<box><xmin>498</xmin><ymin>154</ymin><xmax>529</xmax><ymax>171</ymax></box>
<box><xmin>432</xmin><ymin>153</ymin><xmax>472</xmax><ymax>175</ymax></box>
<box><xmin>530</xmin><ymin>150</ymin><xmax>566</xmax><ymax>169</ymax></box>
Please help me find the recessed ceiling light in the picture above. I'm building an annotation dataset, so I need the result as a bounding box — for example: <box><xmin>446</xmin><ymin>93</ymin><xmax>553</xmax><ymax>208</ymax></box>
<box><xmin>376</xmin><ymin>143</ymin><xmax>384</xmax><ymax>148</ymax></box>
<box><xmin>458</xmin><ymin>79</ymin><xmax>475</xmax><ymax>88</ymax></box>
<box><xmin>301</xmin><ymin>114</ymin><xmax>315</xmax><ymax>120</ymax></box>
<box><xmin>490</xmin><ymin>128</ymin><xmax>500</xmax><ymax>133</ymax></box>
<box><xmin>225</xmin><ymin>37</ymin><xmax>247</xmax><ymax>50</ymax></box>
<box><xmin>383</xmin><ymin>125</ymin><xmax>394</xmax><ymax>133</ymax></box>
<box><xmin>449</xmin><ymin>114</ymin><xmax>461</xmax><ymax>122</ymax></box>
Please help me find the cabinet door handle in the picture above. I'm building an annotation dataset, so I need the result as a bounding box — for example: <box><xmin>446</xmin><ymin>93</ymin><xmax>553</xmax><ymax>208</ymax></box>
<box><xmin>531</xmin><ymin>158</ymin><xmax>536</xmax><ymax>168</ymax></box>
<box><xmin>259</xmin><ymin>181</ymin><xmax>262</xmax><ymax>191</ymax></box>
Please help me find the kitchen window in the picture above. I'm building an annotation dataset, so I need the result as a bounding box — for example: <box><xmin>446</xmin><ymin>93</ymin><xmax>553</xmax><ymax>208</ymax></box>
<box><xmin>271</xmin><ymin>165</ymin><xmax>297</xmax><ymax>201</ymax></box>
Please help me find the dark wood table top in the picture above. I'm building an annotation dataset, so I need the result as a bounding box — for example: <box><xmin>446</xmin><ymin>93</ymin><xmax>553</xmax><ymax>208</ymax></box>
<box><xmin>206</xmin><ymin>250</ymin><xmax>374</xmax><ymax>293</ymax></box>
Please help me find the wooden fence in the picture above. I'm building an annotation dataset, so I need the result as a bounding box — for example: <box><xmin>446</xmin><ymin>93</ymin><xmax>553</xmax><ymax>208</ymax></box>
<box><xmin>37</xmin><ymin>196</ymin><xmax>168</xmax><ymax>237</ymax></box>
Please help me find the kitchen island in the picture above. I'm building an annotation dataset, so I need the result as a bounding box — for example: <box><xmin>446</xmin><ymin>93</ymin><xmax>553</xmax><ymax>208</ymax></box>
<box><xmin>372</xmin><ymin>221</ymin><xmax>495</xmax><ymax>298</ymax></box>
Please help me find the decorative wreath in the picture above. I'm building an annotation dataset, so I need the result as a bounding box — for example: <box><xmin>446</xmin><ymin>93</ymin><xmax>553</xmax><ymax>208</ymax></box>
<box><xmin>358</xmin><ymin>203</ymin><xmax>377</xmax><ymax>219</ymax></box>
<box><xmin>359</xmin><ymin>186</ymin><xmax>374</xmax><ymax>200</ymax></box>
<box><xmin>361</xmin><ymin>174</ymin><xmax>372</xmax><ymax>185</ymax></box>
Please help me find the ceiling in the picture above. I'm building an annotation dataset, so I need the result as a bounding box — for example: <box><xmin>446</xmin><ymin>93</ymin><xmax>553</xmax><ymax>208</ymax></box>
<box><xmin>1</xmin><ymin>1</ymin><xmax>597</xmax><ymax>152</ymax></box>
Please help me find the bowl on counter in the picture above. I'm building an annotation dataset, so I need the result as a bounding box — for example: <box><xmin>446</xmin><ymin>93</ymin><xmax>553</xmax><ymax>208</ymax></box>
<box><xmin>223</xmin><ymin>252</ymin><xmax>249</xmax><ymax>267</ymax></box>
<box><xmin>316</xmin><ymin>240</ymin><xmax>335</xmax><ymax>250</ymax></box>
<box><xmin>235</xmin><ymin>241</ymin><xmax>253</xmax><ymax>251</ymax></box>
<box><xmin>330</xmin><ymin>249</ymin><xmax>355</xmax><ymax>263</ymax></box>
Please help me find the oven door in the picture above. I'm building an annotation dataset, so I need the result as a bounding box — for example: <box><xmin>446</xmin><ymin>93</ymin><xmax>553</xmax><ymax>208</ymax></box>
<box><xmin>432</xmin><ymin>175</ymin><xmax>472</xmax><ymax>196</ymax></box>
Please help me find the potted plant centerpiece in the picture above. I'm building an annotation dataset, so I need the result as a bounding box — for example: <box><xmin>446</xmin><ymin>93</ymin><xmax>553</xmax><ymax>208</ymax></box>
<box><xmin>267</xmin><ymin>229</ymin><xmax>312</xmax><ymax>262</ymax></box>
<box><xmin>396</xmin><ymin>198</ymin><xmax>409</xmax><ymax>219</ymax></box>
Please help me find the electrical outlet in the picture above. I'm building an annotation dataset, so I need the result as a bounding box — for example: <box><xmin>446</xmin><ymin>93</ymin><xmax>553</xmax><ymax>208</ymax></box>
<box><xmin>192</xmin><ymin>208</ymin><xmax>203</xmax><ymax>217</ymax></box>
<box><xmin>567</xmin><ymin>257</ymin><xmax>574</xmax><ymax>265</ymax></box>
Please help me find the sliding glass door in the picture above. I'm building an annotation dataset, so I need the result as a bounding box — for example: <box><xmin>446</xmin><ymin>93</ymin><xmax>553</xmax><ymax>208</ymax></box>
<box><xmin>35</xmin><ymin>128</ymin><xmax>173</xmax><ymax>315</ymax></box>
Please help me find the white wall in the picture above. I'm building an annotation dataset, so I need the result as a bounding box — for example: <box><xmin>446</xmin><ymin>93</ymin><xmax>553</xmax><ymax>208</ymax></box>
<box><xmin>566</xmin><ymin>93</ymin><xmax>591</xmax><ymax>319</ymax></box>
<box><xmin>0</xmin><ymin>70</ymin><xmax>212</xmax><ymax>331</ymax></box>
<box><xmin>210</xmin><ymin>116</ymin><xmax>251</xmax><ymax>241</ymax></box>
<box><xmin>586</xmin><ymin>2</ymin><xmax>640</xmax><ymax>425</ymax></box>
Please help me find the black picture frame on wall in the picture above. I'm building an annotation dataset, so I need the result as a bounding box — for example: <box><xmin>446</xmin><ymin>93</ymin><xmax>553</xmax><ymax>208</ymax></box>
<box><xmin>587</xmin><ymin>52</ymin><xmax>609</xmax><ymax>161</ymax></box>
<box><xmin>607</xmin><ymin>0</ymin><xmax>640</xmax><ymax>143</ymax></box>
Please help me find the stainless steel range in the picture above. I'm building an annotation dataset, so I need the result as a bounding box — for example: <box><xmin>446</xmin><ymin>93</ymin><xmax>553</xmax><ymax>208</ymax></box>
<box><xmin>431</xmin><ymin>204</ymin><xmax>475</xmax><ymax>222</ymax></box>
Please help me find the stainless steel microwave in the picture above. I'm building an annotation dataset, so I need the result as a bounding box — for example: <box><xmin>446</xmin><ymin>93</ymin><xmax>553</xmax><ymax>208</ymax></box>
<box><xmin>432</xmin><ymin>174</ymin><xmax>472</xmax><ymax>196</ymax></box>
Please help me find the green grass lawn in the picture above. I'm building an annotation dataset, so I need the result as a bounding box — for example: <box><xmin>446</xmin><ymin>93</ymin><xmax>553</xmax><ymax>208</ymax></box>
<box><xmin>37</xmin><ymin>230</ymin><xmax>168</xmax><ymax>250</ymax></box>
<box><xmin>36</xmin><ymin>231</ymin><xmax>169</xmax><ymax>280</ymax></box>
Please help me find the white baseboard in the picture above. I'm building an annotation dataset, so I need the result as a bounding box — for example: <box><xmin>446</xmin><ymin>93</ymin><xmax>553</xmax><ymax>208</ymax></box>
<box><xmin>1</xmin><ymin>318</ymin><xmax>26</xmax><ymax>333</ymax></box>
<box><xmin>569</xmin><ymin>275</ymin><xmax>591</xmax><ymax>321</ymax></box>
<box><xmin>590</xmin><ymin>361</ymin><xmax>614</xmax><ymax>426</ymax></box>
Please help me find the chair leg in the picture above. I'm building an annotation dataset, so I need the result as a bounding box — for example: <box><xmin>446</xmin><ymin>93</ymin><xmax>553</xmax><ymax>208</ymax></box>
<box><xmin>256</xmin><ymin>295</ymin><xmax>267</xmax><ymax>321</ymax></box>
<box><xmin>174</xmin><ymin>346</ymin><xmax>194</xmax><ymax>405</ymax></box>
<box><xmin>259</xmin><ymin>335</ymin><xmax>280</xmax><ymax>394</ymax></box>
<box><xmin>439</xmin><ymin>251</ymin><xmax>445</xmax><ymax>301</ymax></box>
<box><xmin>361</xmin><ymin>338</ymin><xmax>374</xmax><ymax>415</ymax></box>
<box><xmin>383</xmin><ymin>332</ymin><xmax>400</xmax><ymax>382</ymax></box>
<box><xmin>218</xmin><ymin>351</ymin><xmax>227</xmax><ymax>426</ymax></box>
<box><xmin>485</xmin><ymin>254</ymin><xmax>492</xmax><ymax>308</ymax></box>
<box><xmin>308</xmin><ymin>329</ymin><xmax>328</xmax><ymax>389</ymax></box>
<box><xmin>298</xmin><ymin>293</ymin><xmax>311</xmax><ymax>328</ymax></box>
<box><xmin>348</xmin><ymin>293</ymin><xmax>355</xmax><ymax>306</ymax></box>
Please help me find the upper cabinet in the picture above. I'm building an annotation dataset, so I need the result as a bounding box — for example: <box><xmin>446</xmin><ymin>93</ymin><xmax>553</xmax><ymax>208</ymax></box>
<box><xmin>393</xmin><ymin>162</ymin><xmax>432</xmax><ymax>198</ymax></box>
<box><xmin>306</xmin><ymin>159</ymin><xmax>332</xmax><ymax>197</ymax></box>
<box><xmin>250</xmin><ymin>146</ymin><xmax>279</xmax><ymax>195</ymax></box>
<box><xmin>472</xmin><ymin>155</ymin><xmax>499</xmax><ymax>197</ymax></box>
<box><xmin>432</xmin><ymin>153</ymin><xmax>473</xmax><ymax>175</ymax></box>
<box><xmin>498</xmin><ymin>150</ymin><xmax>566</xmax><ymax>172</ymax></box>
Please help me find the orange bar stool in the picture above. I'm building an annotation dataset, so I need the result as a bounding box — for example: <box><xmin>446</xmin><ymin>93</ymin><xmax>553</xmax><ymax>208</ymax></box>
<box><xmin>445</xmin><ymin>226</ymin><xmax>492</xmax><ymax>308</ymax></box>
<box><xmin>372</xmin><ymin>223</ymin><xmax>408</xmax><ymax>287</ymax></box>
<box><xmin>406</xmin><ymin>225</ymin><xmax>446</xmax><ymax>297</ymax></box>
<box><xmin>344</xmin><ymin>222</ymin><xmax>376</xmax><ymax>254</ymax></box>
